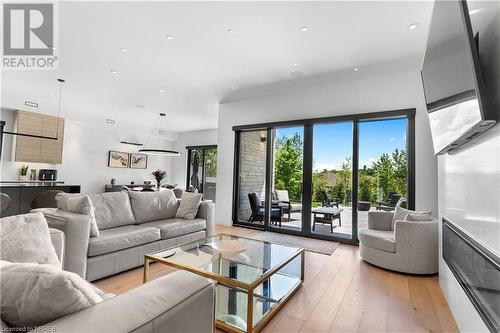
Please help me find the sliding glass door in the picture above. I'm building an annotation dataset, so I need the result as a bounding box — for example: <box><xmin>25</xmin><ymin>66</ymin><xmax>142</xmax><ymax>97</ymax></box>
<box><xmin>233</xmin><ymin>110</ymin><xmax>415</xmax><ymax>244</ymax></box>
<box><xmin>311</xmin><ymin>122</ymin><xmax>353</xmax><ymax>239</ymax></box>
<box><xmin>357</xmin><ymin>118</ymin><xmax>408</xmax><ymax>232</ymax></box>
<box><xmin>186</xmin><ymin>145</ymin><xmax>217</xmax><ymax>202</ymax></box>
<box><xmin>235</xmin><ymin>130</ymin><xmax>269</xmax><ymax>226</ymax></box>
<box><xmin>270</xmin><ymin>126</ymin><xmax>304</xmax><ymax>232</ymax></box>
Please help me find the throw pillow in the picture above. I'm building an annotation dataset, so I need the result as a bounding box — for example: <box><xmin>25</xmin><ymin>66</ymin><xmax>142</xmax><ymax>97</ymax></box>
<box><xmin>66</xmin><ymin>195</ymin><xmax>99</xmax><ymax>237</ymax></box>
<box><xmin>392</xmin><ymin>205</ymin><xmax>432</xmax><ymax>229</ymax></box>
<box><xmin>405</xmin><ymin>212</ymin><xmax>432</xmax><ymax>221</ymax></box>
<box><xmin>0</xmin><ymin>260</ymin><xmax>102</xmax><ymax>328</ymax></box>
<box><xmin>88</xmin><ymin>192</ymin><xmax>136</xmax><ymax>230</ymax></box>
<box><xmin>128</xmin><ymin>189</ymin><xmax>179</xmax><ymax>223</ymax></box>
<box><xmin>55</xmin><ymin>193</ymin><xmax>83</xmax><ymax>211</ymax></box>
<box><xmin>176</xmin><ymin>192</ymin><xmax>203</xmax><ymax>220</ymax></box>
<box><xmin>0</xmin><ymin>212</ymin><xmax>60</xmax><ymax>268</ymax></box>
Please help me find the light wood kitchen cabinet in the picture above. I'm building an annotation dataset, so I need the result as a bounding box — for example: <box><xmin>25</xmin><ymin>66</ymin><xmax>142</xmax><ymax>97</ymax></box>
<box><xmin>13</xmin><ymin>110</ymin><xmax>65</xmax><ymax>164</ymax></box>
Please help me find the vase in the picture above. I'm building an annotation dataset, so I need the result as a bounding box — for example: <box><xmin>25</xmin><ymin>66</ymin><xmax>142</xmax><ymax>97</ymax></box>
<box><xmin>156</xmin><ymin>180</ymin><xmax>162</xmax><ymax>190</ymax></box>
<box><xmin>19</xmin><ymin>175</ymin><xmax>28</xmax><ymax>182</ymax></box>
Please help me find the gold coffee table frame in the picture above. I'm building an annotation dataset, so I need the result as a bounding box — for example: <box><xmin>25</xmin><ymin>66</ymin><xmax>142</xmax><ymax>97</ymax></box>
<box><xmin>143</xmin><ymin>234</ymin><xmax>305</xmax><ymax>333</ymax></box>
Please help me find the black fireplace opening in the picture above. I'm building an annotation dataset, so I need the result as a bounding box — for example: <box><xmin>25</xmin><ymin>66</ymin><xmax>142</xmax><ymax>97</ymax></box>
<box><xmin>442</xmin><ymin>218</ymin><xmax>500</xmax><ymax>332</ymax></box>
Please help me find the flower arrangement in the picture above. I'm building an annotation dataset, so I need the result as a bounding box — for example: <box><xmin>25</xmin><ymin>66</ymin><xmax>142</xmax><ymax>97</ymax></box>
<box><xmin>151</xmin><ymin>169</ymin><xmax>166</xmax><ymax>189</ymax></box>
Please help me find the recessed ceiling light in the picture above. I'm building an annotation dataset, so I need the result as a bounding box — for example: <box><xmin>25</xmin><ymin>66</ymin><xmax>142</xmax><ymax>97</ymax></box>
<box><xmin>231</xmin><ymin>86</ymin><xmax>236</xmax><ymax>90</ymax></box>
<box><xmin>408</xmin><ymin>23</ymin><xmax>420</xmax><ymax>31</ymax></box>
<box><xmin>110</xmin><ymin>69</ymin><xmax>118</xmax><ymax>74</ymax></box>
<box><xmin>208</xmin><ymin>108</ymin><xmax>211</xmax><ymax>112</ymax></box>
<box><xmin>236</xmin><ymin>66</ymin><xmax>243</xmax><ymax>71</ymax></box>
<box><xmin>166</xmin><ymin>35</ymin><xmax>173</xmax><ymax>40</ymax></box>
<box><xmin>120</xmin><ymin>47</ymin><xmax>127</xmax><ymax>52</ymax></box>
<box><xmin>354</xmin><ymin>67</ymin><xmax>359</xmax><ymax>71</ymax></box>
<box><xmin>192</xmin><ymin>82</ymin><xmax>198</xmax><ymax>86</ymax></box>
<box><xmin>49</xmin><ymin>92</ymin><xmax>55</xmax><ymax>96</ymax></box>
<box><xmin>293</xmin><ymin>63</ymin><xmax>299</xmax><ymax>67</ymax></box>
<box><xmin>290</xmin><ymin>71</ymin><xmax>304</xmax><ymax>78</ymax></box>
<box><xmin>158</xmin><ymin>89</ymin><xmax>165</xmax><ymax>93</ymax></box>
<box><xmin>300</xmin><ymin>26</ymin><xmax>309</xmax><ymax>32</ymax></box>
<box><xmin>227</xmin><ymin>29</ymin><xmax>235</xmax><ymax>34</ymax></box>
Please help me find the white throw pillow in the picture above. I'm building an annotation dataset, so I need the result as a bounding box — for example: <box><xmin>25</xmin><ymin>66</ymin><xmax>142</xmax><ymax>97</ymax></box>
<box><xmin>405</xmin><ymin>212</ymin><xmax>432</xmax><ymax>221</ymax></box>
<box><xmin>392</xmin><ymin>205</ymin><xmax>432</xmax><ymax>229</ymax></box>
<box><xmin>66</xmin><ymin>195</ymin><xmax>99</xmax><ymax>237</ymax></box>
<box><xmin>176</xmin><ymin>192</ymin><xmax>203</xmax><ymax>220</ymax></box>
<box><xmin>0</xmin><ymin>260</ymin><xmax>103</xmax><ymax>328</ymax></box>
<box><xmin>55</xmin><ymin>193</ymin><xmax>83</xmax><ymax>211</ymax></box>
<box><xmin>0</xmin><ymin>212</ymin><xmax>60</xmax><ymax>268</ymax></box>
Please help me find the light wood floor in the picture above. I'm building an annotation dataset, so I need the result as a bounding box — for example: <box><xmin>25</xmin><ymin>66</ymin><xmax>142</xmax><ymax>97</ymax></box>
<box><xmin>95</xmin><ymin>225</ymin><xmax>459</xmax><ymax>333</ymax></box>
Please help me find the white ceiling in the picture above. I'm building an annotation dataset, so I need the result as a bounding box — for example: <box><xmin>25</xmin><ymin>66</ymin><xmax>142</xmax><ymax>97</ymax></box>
<box><xmin>1</xmin><ymin>1</ymin><xmax>434</xmax><ymax>132</ymax></box>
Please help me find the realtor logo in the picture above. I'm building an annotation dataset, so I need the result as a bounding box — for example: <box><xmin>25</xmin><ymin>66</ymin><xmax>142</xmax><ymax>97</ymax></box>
<box><xmin>2</xmin><ymin>3</ymin><xmax>58</xmax><ymax>69</ymax></box>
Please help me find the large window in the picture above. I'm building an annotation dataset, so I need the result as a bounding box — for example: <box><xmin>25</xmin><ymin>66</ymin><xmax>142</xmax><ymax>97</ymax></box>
<box><xmin>186</xmin><ymin>145</ymin><xmax>217</xmax><ymax>202</ymax></box>
<box><xmin>232</xmin><ymin>110</ymin><xmax>415</xmax><ymax>244</ymax></box>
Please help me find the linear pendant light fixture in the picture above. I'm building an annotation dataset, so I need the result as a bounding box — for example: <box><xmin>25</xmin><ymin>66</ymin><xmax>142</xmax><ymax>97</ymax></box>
<box><xmin>139</xmin><ymin>113</ymin><xmax>180</xmax><ymax>156</ymax></box>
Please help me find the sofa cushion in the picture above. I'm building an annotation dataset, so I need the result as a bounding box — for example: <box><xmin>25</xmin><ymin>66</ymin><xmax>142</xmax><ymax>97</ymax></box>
<box><xmin>141</xmin><ymin>218</ymin><xmax>206</xmax><ymax>239</ymax></box>
<box><xmin>0</xmin><ymin>212</ymin><xmax>60</xmax><ymax>268</ymax></box>
<box><xmin>128</xmin><ymin>190</ymin><xmax>179</xmax><ymax>223</ymax></box>
<box><xmin>88</xmin><ymin>225</ymin><xmax>160</xmax><ymax>257</ymax></box>
<box><xmin>88</xmin><ymin>192</ymin><xmax>136</xmax><ymax>230</ymax></box>
<box><xmin>0</xmin><ymin>260</ymin><xmax>102</xmax><ymax>328</ymax></box>
<box><xmin>176</xmin><ymin>192</ymin><xmax>203</xmax><ymax>220</ymax></box>
<box><xmin>359</xmin><ymin>229</ymin><xmax>396</xmax><ymax>253</ymax></box>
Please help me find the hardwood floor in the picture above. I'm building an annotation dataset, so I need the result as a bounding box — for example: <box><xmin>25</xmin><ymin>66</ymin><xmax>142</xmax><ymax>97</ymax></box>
<box><xmin>94</xmin><ymin>225</ymin><xmax>459</xmax><ymax>333</ymax></box>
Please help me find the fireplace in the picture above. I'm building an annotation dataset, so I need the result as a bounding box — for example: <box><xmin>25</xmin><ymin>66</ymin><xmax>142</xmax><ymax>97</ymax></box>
<box><xmin>442</xmin><ymin>218</ymin><xmax>500</xmax><ymax>332</ymax></box>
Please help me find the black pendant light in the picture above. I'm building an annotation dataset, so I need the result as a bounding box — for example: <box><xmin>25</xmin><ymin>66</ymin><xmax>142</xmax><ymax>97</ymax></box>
<box><xmin>139</xmin><ymin>113</ymin><xmax>180</xmax><ymax>156</ymax></box>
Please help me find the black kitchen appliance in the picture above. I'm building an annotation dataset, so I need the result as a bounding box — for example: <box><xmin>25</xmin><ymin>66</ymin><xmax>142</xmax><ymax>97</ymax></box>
<box><xmin>39</xmin><ymin>169</ymin><xmax>57</xmax><ymax>181</ymax></box>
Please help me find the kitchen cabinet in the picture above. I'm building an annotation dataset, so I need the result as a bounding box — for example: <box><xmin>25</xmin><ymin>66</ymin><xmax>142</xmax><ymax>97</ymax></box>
<box><xmin>13</xmin><ymin>110</ymin><xmax>65</xmax><ymax>164</ymax></box>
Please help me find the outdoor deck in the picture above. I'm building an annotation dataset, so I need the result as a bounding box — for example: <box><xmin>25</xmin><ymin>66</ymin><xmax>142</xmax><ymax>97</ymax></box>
<box><xmin>245</xmin><ymin>206</ymin><xmax>375</xmax><ymax>238</ymax></box>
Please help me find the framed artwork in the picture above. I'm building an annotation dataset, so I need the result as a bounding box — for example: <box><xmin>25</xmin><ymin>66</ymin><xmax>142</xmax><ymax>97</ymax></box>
<box><xmin>130</xmin><ymin>153</ymin><xmax>148</xmax><ymax>169</ymax></box>
<box><xmin>108</xmin><ymin>151</ymin><xmax>130</xmax><ymax>168</ymax></box>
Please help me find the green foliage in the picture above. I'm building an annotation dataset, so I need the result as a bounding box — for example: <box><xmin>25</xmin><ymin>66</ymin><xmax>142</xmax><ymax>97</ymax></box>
<box><xmin>359</xmin><ymin>174</ymin><xmax>375</xmax><ymax>202</ymax></box>
<box><xmin>330</xmin><ymin>181</ymin><xmax>346</xmax><ymax>204</ymax></box>
<box><xmin>392</xmin><ymin>149</ymin><xmax>407</xmax><ymax>196</ymax></box>
<box><xmin>20</xmin><ymin>165</ymin><xmax>29</xmax><ymax>176</ymax></box>
<box><xmin>204</xmin><ymin>149</ymin><xmax>217</xmax><ymax>178</ymax></box>
<box><xmin>274</xmin><ymin>133</ymin><xmax>303</xmax><ymax>199</ymax></box>
<box><xmin>312</xmin><ymin>171</ymin><xmax>328</xmax><ymax>202</ymax></box>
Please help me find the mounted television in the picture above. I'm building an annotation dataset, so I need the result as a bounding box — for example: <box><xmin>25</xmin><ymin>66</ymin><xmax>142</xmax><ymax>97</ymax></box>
<box><xmin>421</xmin><ymin>0</ymin><xmax>498</xmax><ymax>155</ymax></box>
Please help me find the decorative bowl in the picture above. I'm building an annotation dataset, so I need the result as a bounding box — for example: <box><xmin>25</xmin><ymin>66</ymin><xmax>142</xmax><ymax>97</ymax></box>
<box><xmin>144</xmin><ymin>181</ymin><xmax>151</xmax><ymax>185</ymax></box>
<box><xmin>211</xmin><ymin>240</ymin><xmax>247</xmax><ymax>253</ymax></box>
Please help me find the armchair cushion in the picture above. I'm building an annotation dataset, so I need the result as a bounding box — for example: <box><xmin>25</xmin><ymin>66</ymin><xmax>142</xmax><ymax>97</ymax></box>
<box><xmin>274</xmin><ymin>190</ymin><xmax>290</xmax><ymax>202</ymax></box>
<box><xmin>0</xmin><ymin>260</ymin><xmax>102</xmax><ymax>328</ymax></box>
<box><xmin>358</xmin><ymin>229</ymin><xmax>395</xmax><ymax>253</ymax></box>
<box><xmin>0</xmin><ymin>212</ymin><xmax>60</xmax><ymax>268</ymax></box>
<box><xmin>128</xmin><ymin>190</ymin><xmax>179</xmax><ymax>223</ymax></box>
<box><xmin>88</xmin><ymin>192</ymin><xmax>135</xmax><ymax>230</ymax></box>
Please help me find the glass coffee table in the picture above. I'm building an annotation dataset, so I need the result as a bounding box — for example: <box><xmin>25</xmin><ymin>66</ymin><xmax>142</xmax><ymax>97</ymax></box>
<box><xmin>144</xmin><ymin>234</ymin><xmax>305</xmax><ymax>333</ymax></box>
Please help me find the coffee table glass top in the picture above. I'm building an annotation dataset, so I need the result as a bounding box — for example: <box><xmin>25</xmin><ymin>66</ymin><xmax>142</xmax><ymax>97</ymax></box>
<box><xmin>147</xmin><ymin>234</ymin><xmax>302</xmax><ymax>287</ymax></box>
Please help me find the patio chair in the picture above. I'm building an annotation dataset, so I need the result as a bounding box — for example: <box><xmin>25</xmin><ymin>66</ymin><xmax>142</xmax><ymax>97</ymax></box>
<box><xmin>376</xmin><ymin>194</ymin><xmax>401</xmax><ymax>211</ymax></box>
<box><xmin>274</xmin><ymin>190</ymin><xmax>302</xmax><ymax>222</ymax></box>
<box><xmin>248</xmin><ymin>192</ymin><xmax>282</xmax><ymax>226</ymax></box>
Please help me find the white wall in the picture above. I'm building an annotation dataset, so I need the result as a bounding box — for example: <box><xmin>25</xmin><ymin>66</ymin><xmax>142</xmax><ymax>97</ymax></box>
<box><xmin>437</xmin><ymin>124</ymin><xmax>499</xmax><ymax>332</ymax></box>
<box><xmin>215</xmin><ymin>69</ymin><xmax>438</xmax><ymax>226</ymax></box>
<box><xmin>170</xmin><ymin>129</ymin><xmax>218</xmax><ymax>188</ymax></box>
<box><xmin>1</xmin><ymin>108</ymin><xmax>175</xmax><ymax>193</ymax></box>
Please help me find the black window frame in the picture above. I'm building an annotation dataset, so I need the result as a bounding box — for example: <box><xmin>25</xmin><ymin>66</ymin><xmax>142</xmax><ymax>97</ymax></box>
<box><xmin>232</xmin><ymin>108</ymin><xmax>416</xmax><ymax>244</ymax></box>
<box><xmin>186</xmin><ymin>145</ymin><xmax>217</xmax><ymax>193</ymax></box>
